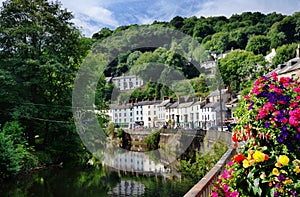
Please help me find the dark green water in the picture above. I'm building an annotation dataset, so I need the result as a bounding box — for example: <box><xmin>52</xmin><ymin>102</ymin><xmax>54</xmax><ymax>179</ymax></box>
<box><xmin>0</xmin><ymin>163</ymin><xmax>193</xmax><ymax>197</ymax></box>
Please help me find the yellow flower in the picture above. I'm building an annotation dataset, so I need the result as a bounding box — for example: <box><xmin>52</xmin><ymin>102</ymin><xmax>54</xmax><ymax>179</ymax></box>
<box><xmin>295</xmin><ymin>166</ymin><xmax>300</xmax><ymax>173</ymax></box>
<box><xmin>243</xmin><ymin>159</ymin><xmax>250</xmax><ymax>168</ymax></box>
<box><xmin>272</xmin><ymin>168</ymin><xmax>279</xmax><ymax>175</ymax></box>
<box><xmin>283</xmin><ymin>179</ymin><xmax>293</xmax><ymax>184</ymax></box>
<box><xmin>275</xmin><ymin>162</ymin><xmax>281</xmax><ymax>167</ymax></box>
<box><xmin>278</xmin><ymin>155</ymin><xmax>290</xmax><ymax>165</ymax></box>
<box><xmin>253</xmin><ymin>150</ymin><xmax>265</xmax><ymax>163</ymax></box>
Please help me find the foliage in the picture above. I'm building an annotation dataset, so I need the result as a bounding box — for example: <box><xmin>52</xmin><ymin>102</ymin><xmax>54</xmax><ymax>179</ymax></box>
<box><xmin>218</xmin><ymin>50</ymin><xmax>266</xmax><ymax>92</ymax></box>
<box><xmin>212</xmin><ymin>73</ymin><xmax>300</xmax><ymax>196</ymax></box>
<box><xmin>0</xmin><ymin>0</ymin><xmax>91</xmax><ymax>165</ymax></box>
<box><xmin>144</xmin><ymin>129</ymin><xmax>160</xmax><ymax>150</ymax></box>
<box><xmin>116</xmin><ymin>128</ymin><xmax>125</xmax><ymax>138</ymax></box>
<box><xmin>0</xmin><ymin>121</ymin><xmax>33</xmax><ymax>178</ymax></box>
<box><xmin>179</xmin><ymin>140</ymin><xmax>228</xmax><ymax>183</ymax></box>
<box><xmin>246</xmin><ymin>35</ymin><xmax>271</xmax><ymax>55</ymax></box>
<box><xmin>271</xmin><ymin>43</ymin><xmax>298</xmax><ymax>68</ymax></box>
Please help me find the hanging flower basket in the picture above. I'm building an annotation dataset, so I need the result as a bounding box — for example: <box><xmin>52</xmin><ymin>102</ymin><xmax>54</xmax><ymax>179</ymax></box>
<box><xmin>211</xmin><ymin>73</ymin><xmax>300</xmax><ymax>197</ymax></box>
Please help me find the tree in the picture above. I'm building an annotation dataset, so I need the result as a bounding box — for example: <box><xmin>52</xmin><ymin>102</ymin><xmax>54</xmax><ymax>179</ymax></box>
<box><xmin>218</xmin><ymin>50</ymin><xmax>266</xmax><ymax>92</ymax></box>
<box><xmin>203</xmin><ymin>32</ymin><xmax>230</xmax><ymax>53</ymax></box>
<box><xmin>271</xmin><ymin>43</ymin><xmax>298</xmax><ymax>68</ymax></box>
<box><xmin>0</xmin><ymin>0</ymin><xmax>90</xmax><ymax>162</ymax></box>
<box><xmin>246</xmin><ymin>35</ymin><xmax>271</xmax><ymax>55</ymax></box>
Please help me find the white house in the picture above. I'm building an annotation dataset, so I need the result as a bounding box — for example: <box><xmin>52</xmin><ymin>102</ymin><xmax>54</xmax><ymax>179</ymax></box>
<box><xmin>141</xmin><ymin>100</ymin><xmax>161</xmax><ymax>128</ymax></box>
<box><xmin>133</xmin><ymin>103</ymin><xmax>144</xmax><ymax>128</ymax></box>
<box><xmin>109</xmin><ymin>103</ymin><xmax>134</xmax><ymax>129</ymax></box>
<box><xmin>111</xmin><ymin>75</ymin><xmax>143</xmax><ymax>91</ymax></box>
<box><xmin>156</xmin><ymin>99</ymin><xmax>174</xmax><ymax>127</ymax></box>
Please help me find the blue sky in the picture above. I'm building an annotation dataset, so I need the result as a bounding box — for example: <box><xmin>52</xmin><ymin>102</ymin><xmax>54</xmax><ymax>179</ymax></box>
<box><xmin>1</xmin><ymin>0</ymin><xmax>300</xmax><ymax>37</ymax></box>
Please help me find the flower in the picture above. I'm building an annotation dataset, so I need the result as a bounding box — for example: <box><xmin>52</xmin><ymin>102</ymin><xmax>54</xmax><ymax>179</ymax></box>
<box><xmin>272</xmin><ymin>168</ymin><xmax>280</xmax><ymax>175</ymax></box>
<box><xmin>294</xmin><ymin>166</ymin><xmax>300</xmax><ymax>173</ymax></box>
<box><xmin>253</xmin><ymin>150</ymin><xmax>265</xmax><ymax>163</ymax></box>
<box><xmin>212</xmin><ymin>74</ymin><xmax>300</xmax><ymax>196</ymax></box>
<box><xmin>233</xmin><ymin>153</ymin><xmax>246</xmax><ymax>163</ymax></box>
<box><xmin>223</xmin><ymin>184</ymin><xmax>229</xmax><ymax>192</ymax></box>
<box><xmin>243</xmin><ymin>159</ymin><xmax>250</xmax><ymax>168</ymax></box>
<box><xmin>278</xmin><ymin>155</ymin><xmax>290</xmax><ymax>165</ymax></box>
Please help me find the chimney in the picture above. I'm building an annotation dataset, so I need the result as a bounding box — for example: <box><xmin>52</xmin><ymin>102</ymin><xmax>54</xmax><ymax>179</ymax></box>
<box><xmin>206</xmin><ymin>97</ymin><xmax>210</xmax><ymax>104</ymax></box>
<box><xmin>297</xmin><ymin>44</ymin><xmax>300</xmax><ymax>58</ymax></box>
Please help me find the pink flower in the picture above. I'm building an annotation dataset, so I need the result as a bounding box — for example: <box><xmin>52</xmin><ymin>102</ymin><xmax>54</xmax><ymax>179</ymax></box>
<box><xmin>227</xmin><ymin>161</ymin><xmax>234</xmax><ymax>167</ymax></box>
<box><xmin>258</xmin><ymin>108</ymin><xmax>268</xmax><ymax>119</ymax></box>
<box><xmin>274</xmin><ymin>88</ymin><xmax>282</xmax><ymax>94</ymax></box>
<box><xmin>280</xmin><ymin>77</ymin><xmax>290</xmax><ymax>84</ymax></box>
<box><xmin>290</xmin><ymin>102</ymin><xmax>299</xmax><ymax>108</ymax></box>
<box><xmin>212</xmin><ymin>192</ymin><xmax>219</xmax><ymax>197</ymax></box>
<box><xmin>230</xmin><ymin>191</ymin><xmax>239</xmax><ymax>197</ymax></box>
<box><xmin>223</xmin><ymin>184</ymin><xmax>229</xmax><ymax>192</ymax></box>
<box><xmin>289</xmin><ymin>116</ymin><xmax>299</xmax><ymax>127</ymax></box>
<box><xmin>264</xmin><ymin>102</ymin><xmax>275</xmax><ymax>111</ymax></box>
<box><xmin>221</xmin><ymin>173</ymin><xmax>229</xmax><ymax>179</ymax></box>
<box><xmin>296</xmin><ymin>96</ymin><xmax>300</xmax><ymax>100</ymax></box>
<box><xmin>294</xmin><ymin>87</ymin><xmax>300</xmax><ymax>94</ymax></box>
<box><xmin>281</xmin><ymin>117</ymin><xmax>288</xmax><ymax>124</ymax></box>
<box><xmin>271</xmin><ymin>72</ymin><xmax>278</xmax><ymax>80</ymax></box>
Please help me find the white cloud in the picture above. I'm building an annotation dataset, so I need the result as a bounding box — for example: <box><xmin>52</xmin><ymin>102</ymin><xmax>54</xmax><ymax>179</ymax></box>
<box><xmin>195</xmin><ymin>0</ymin><xmax>300</xmax><ymax>18</ymax></box>
<box><xmin>1</xmin><ymin>0</ymin><xmax>300</xmax><ymax>37</ymax></box>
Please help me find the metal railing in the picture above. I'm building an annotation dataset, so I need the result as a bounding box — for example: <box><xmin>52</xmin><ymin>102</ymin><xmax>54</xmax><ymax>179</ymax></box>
<box><xmin>184</xmin><ymin>147</ymin><xmax>236</xmax><ymax>197</ymax></box>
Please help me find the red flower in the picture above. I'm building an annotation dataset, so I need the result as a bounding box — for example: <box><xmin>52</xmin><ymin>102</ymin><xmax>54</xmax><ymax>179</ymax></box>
<box><xmin>232</xmin><ymin>132</ymin><xmax>238</xmax><ymax>143</ymax></box>
<box><xmin>264</xmin><ymin>154</ymin><xmax>269</xmax><ymax>161</ymax></box>
<box><xmin>233</xmin><ymin>153</ymin><xmax>246</xmax><ymax>163</ymax></box>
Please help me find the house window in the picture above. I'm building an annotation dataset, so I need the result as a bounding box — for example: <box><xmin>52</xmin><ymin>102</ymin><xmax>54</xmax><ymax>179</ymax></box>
<box><xmin>148</xmin><ymin>111</ymin><xmax>151</xmax><ymax>115</ymax></box>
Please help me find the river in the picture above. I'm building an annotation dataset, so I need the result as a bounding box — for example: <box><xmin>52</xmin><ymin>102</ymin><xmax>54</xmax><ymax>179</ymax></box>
<box><xmin>0</xmin><ymin>152</ymin><xmax>194</xmax><ymax>197</ymax></box>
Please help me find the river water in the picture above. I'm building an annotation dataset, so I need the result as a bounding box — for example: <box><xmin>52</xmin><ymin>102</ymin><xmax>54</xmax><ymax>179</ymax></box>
<box><xmin>0</xmin><ymin>152</ymin><xmax>193</xmax><ymax>197</ymax></box>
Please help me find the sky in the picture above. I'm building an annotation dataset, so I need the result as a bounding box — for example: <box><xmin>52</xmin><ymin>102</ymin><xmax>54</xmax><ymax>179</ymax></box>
<box><xmin>0</xmin><ymin>0</ymin><xmax>300</xmax><ymax>37</ymax></box>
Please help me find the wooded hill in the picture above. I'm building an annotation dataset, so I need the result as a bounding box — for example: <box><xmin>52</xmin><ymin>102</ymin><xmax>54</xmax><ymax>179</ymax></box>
<box><xmin>91</xmin><ymin>12</ymin><xmax>300</xmax><ymax>101</ymax></box>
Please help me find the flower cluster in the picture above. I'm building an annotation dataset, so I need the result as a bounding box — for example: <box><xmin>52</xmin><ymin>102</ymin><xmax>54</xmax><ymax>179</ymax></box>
<box><xmin>211</xmin><ymin>73</ymin><xmax>300</xmax><ymax>196</ymax></box>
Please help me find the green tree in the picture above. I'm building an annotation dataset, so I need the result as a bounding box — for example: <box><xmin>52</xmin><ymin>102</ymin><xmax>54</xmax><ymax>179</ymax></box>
<box><xmin>271</xmin><ymin>43</ymin><xmax>298</xmax><ymax>68</ymax></box>
<box><xmin>218</xmin><ymin>50</ymin><xmax>266</xmax><ymax>92</ymax></box>
<box><xmin>246</xmin><ymin>35</ymin><xmax>271</xmax><ymax>55</ymax></box>
<box><xmin>0</xmin><ymin>0</ymin><xmax>90</xmax><ymax>162</ymax></box>
<box><xmin>203</xmin><ymin>32</ymin><xmax>230</xmax><ymax>53</ymax></box>
<box><xmin>0</xmin><ymin>121</ymin><xmax>31</xmax><ymax>178</ymax></box>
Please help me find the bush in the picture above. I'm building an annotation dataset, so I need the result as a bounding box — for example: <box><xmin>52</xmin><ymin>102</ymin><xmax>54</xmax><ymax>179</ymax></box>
<box><xmin>0</xmin><ymin>121</ymin><xmax>33</xmax><ymax>178</ymax></box>
<box><xmin>144</xmin><ymin>129</ymin><xmax>160</xmax><ymax>150</ymax></box>
<box><xmin>179</xmin><ymin>140</ymin><xmax>228</xmax><ymax>183</ymax></box>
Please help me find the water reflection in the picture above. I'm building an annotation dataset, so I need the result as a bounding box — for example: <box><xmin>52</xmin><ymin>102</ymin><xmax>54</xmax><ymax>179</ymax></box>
<box><xmin>108</xmin><ymin>180</ymin><xmax>145</xmax><ymax>196</ymax></box>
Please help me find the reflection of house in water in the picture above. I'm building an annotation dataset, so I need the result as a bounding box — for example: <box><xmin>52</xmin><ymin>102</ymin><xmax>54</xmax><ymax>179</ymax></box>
<box><xmin>104</xmin><ymin>150</ymin><xmax>182</xmax><ymax>180</ymax></box>
<box><xmin>108</xmin><ymin>180</ymin><xmax>146</xmax><ymax>196</ymax></box>
<box><xmin>108</xmin><ymin>151</ymin><xmax>167</xmax><ymax>173</ymax></box>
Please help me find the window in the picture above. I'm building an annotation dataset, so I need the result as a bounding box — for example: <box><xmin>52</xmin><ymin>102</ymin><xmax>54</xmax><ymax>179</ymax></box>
<box><xmin>154</xmin><ymin>111</ymin><xmax>156</xmax><ymax>115</ymax></box>
<box><xmin>119</xmin><ymin>113</ymin><xmax>121</xmax><ymax>117</ymax></box>
<box><xmin>124</xmin><ymin>113</ymin><xmax>126</xmax><ymax>117</ymax></box>
<box><xmin>136</xmin><ymin>111</ymin><xmax>139</xmax><ymax>115</ymax></box>
<box><xmin>148</xmin><ymin>111</ymin><xmax>151</xmax><ymax>115</ymax></box>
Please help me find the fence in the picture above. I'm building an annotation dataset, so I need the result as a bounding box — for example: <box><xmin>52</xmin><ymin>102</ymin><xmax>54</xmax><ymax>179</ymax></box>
<box><xmin>184</xmin><ymin>147</ymin><xmax>236</xmax><ymax>197</ymax></box>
